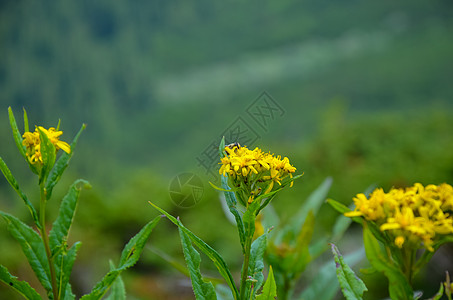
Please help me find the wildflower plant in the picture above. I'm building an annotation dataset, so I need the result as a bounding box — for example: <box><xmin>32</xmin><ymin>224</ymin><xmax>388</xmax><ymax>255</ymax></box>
<box><xmin>0</xmin><ymin>108</ymin><xmax>161</xmax><ymax>300</ymax></box>
<box><xmin>149</xmin><ymin>138</ymin><xmax>303</xmax><ymax>300</ymax></box>
<box><xmin>329</xmin><ymin>183</ymin><xmax>453</xmax><ymax>299</ymax></box>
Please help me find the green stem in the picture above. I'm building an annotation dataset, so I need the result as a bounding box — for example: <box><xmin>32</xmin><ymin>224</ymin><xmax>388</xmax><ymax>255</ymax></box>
<box><xmin>403</xmin><ymin>247</ymin><xmax>415</xmax><ymax>286</ymax></box>
<box><xmin>239</xmin><ymin>235</ymin><xmax>253</xmax><ymax>300</ymax></box>
<box><xmin>39</xmin><ymin>184</ymin><xmax>59</xmax><ymax>300</ymax></box>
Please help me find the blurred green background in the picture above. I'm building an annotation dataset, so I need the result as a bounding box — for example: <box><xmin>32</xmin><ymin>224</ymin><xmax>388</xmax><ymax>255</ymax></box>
<box><xmin>1</xmin><ymin>0</ymin><xmax>453</xmax><ymax>299</ymax></box>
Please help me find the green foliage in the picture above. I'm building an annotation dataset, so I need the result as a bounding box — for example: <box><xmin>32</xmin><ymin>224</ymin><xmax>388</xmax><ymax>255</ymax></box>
<box><xmin>221</xmin><ymin>175</ymin><xmax>246</xmax><ymax>254</ymax></box>
<box><xmin>38</xmin><ymin>127</ymin><xmax>56</xmax><ymax>184</ymax></box>
<box><xmin>0</xmin><ymin>157</ymin><xmax>40</xmax><ymax>227</ymax></box>
<box><xmin>45</xmin><ymin>124</ymin><xmax>86</xmax><ymax>200</ymax></box>
<box><xmin>331</xmin><ymin>244</ymin><xmax>367</xmax><ymax>300</ymax></box>
<box><xmin>362</xmin><ymin>224</ymin><xmax>413</xmax><ymax>300</ymax></box>
<box><xmin>179</xmin><ymin>228</ymin><xmax>217</xmax><ymax>300</ymax></box>
<box><xmin>0</xmin><ymin>265</ymin><xmax>41</xmax><ymax>300</ymax></box>
<box><xmin>0</xmin><ymin>212</ymin><xmax>52</xmax><ymax>296</ymax></box>
<box><xmin>299</xmin><ymin>246</ymin><xmax>365</xmax><ymax>300</ymax></box>
<box><xmin>81</xmin><ymin>216</ymin><xmax>161</xmax><ymax>299</ymax></box>
<box><xmin>105</xmin><ymin>261</ymin><xmax>126</xmax><ymax>300</ymax></box>
<box><xmin>265</xmin><ymin>177</ymin><xmax>336</xmax><ymax>299</ymax></box>
<box><xmin>49</xmin><ymin>179</ymin><xmax>88</xmax><ymax>300</ymax></box>
<box><xmin>7</xmin><ymin>107</ymin><xmax>28</xmax><ymax>167</ymax></box>
<box><xmin>149</xmin><ymin>202</ymin><xmax>240</xmax><ymax>300</ymax></box>
<box><xmin>246</xmin><ymin>233</ymin><xmax>268</xmax><ymax>299</ymax></box>
<box><xmin>255</xmin><ymin>266</ymin><xmax>277</xmax><ymax>300</ymax></box>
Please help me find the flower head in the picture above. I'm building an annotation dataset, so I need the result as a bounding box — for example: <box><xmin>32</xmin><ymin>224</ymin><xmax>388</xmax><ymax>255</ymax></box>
<box><xmin>22</xmin><ymin>126</ymin><xmax>70</xmax><ymax>165</ymax></box>
<box><xmin>219</xmin><ymin>143</ymin><xmax>298</xmax><ymax>206</ymax></box>
<box><xmin>345</xmin><ymin>183</ymin><xmax>453</xmax><ymax>251</ymax></box>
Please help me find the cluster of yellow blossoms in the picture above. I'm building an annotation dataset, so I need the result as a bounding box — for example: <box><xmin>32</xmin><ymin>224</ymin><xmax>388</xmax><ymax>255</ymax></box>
<box><xmin>22</xmin><ymin>126</ymin><xmax>71</xmax><ymax>164</ymax></box>
<box><xmin>219</xmin><ymin>144</ymin><xmax>296</xmax><ymax>198</ymax></box>
<box><xmin>345</xmin><ymin>183</ymin><xmax>453</xmax><ymax>251</ymax></box>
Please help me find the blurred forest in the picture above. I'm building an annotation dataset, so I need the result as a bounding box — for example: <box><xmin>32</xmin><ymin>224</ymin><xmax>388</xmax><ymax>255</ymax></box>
<box><xmin>1</xmin><ymin>0</ymin><xmax>453</xmax><ymax>299</ymax></box>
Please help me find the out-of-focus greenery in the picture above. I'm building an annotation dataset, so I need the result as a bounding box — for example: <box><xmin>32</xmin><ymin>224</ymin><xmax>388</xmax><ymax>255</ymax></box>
<box><xmin>1</xmin><ymin>0</ymin><xmax>452</xmax><ymax>299</ymax></box>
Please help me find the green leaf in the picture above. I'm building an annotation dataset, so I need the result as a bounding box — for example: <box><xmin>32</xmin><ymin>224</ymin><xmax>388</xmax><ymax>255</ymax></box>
<box><xmin>0</xmin><ymin>212</ymin><xmax>52</xmax><ymax>295</ymax></box>
<box><xmin>256</xmin><ymin>266</ymin><xmax>277</xmax><ymax>300</ymax></box>
<box><xmin>179</xmin><ymin>228</ymin><xmax>217</xmax><ymax>300</ymax></box>
<box><xmin>0</xmin><ymin>265</ymin><xmax>42</xmax><ymax>300</ymax></box>
<box><xmin>362</xmin><ymin>224</ymin><xmax>413</xmax><ymax>300</ymax></box>
<box><xmin>46</xmin><ymin>124</ymin><xmax>86</xmax><ymax>200</ymax></box>
<box><xmin>247</xmin><ymin>233</ymin><xmax>267</xmax><ymax>299</ymax></box>
<box><xmin>216</xmin><ymin>285</ymin><xmax>234</xmax><ymax>300</ymax></box>
<box><xmin>49</xmin><ymin>179</ymin><xmax>88</xmax><ymax>250</ymax></box>
<box><xmin>149</xmin><ymin>202</ymin><xmax>240</xmax><ymax>300</ymax></box>
<box><xmin>49</xmin><ymin>179</ymin><xmax>87</xmax><ymax>299</ymax></box>
<box><xmin>55</xmin><ymin>242</ymin><xmax>81</xmax><ymax>300</ymax></box>
<box><xmin>23</xmin><ymin>108</ymin><xmax>30</xmax><ymax>133</ymax></box>
<box><xmin>243</xmin><ymin>201</ymin><xmax>260</xmax><ymax>242</ymax></box>
<box><xmin>326</xmin><ymin>199</ymin><xmax>352</xmax><ymax>215</ymax></box>
<box><xmin>81</xmin><ymin>216</ymin><xmax>161</xmax><ymax>300</ymax></box>
<box><xmin>8</xmin><ymin>107</ymin><xmax>28</xmax><ymax>162</ymax></box>
<box><xmin>429</xmin><ymin>283</ymin><xmax>444</xmax><ymax>300</ymax></box>
<box><xmin>149</xmin><ymin>246</ymin><xmax>224</xmax><ymax>285</ymax></box>
<box><xmin>331</xmin><ymin>244</ymin><xmax>367</xmax><ymax>300</ymax></box>
<box><xmin>220</xmin><ymin>175</ymin><xmax>245</xmax><ymax>253</ymax></box>
<box><xmin>219</xmin><ymin>136</ymin><xmax>226</xmax><ymax>158</ymax></box>
<box><xmin>37</xmin><ymin>127</ymin><xmax>56</xmax><ymax>184</ymax></box>
<box><xmin>0</xmin><ymin>157</ymin><xmax>40</xmax><ymax>228</ymax></box>
<box><xmin>63</xmin><ymin>284</ymin><xmax>76</xmax><ymax>300</ymax></box>
<box><xmin>105</xmin><ymin>261</ymin><xmax>126</xmax><ymax>300</ymax></box>
<box><xmin>298</xmin><ymin>246</ymin><xmax>365</xmax><ymax>300</ymax></box>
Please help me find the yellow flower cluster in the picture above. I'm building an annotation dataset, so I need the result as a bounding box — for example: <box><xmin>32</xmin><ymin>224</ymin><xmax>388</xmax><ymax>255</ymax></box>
<box><xmin>345</xmin><ymin>183</ymin><xmax>453</xmax><ymax>251</ymax></box>
<box><xmin>22</xmin><ymin>126</ymin><xmax>71</xmax><ymax>164</ymax></box>
<box><xmin>219</xmin><ymin>144</ymin><xmax>296</xmax><ymax>187</ymax></box>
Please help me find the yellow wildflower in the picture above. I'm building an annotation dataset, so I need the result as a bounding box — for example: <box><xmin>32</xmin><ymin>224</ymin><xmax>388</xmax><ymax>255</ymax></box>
<box><xmin>22</xmin><ymin>126</ymin><xmax>71</xmax><ymax>165</ymax></box>
<box><xmin>219</xmin><ymin>143</ymin><xmax>298</xmax><ymax>205</ymax></box>
<box><xmin>345</xmin><ymin>183</ymin><xmax>453</xmax><ymax>251</ymax></box>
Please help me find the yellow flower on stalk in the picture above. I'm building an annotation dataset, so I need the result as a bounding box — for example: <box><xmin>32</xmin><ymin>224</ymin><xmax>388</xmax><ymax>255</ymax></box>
<box><xmin>219</xmin><ymin>143</ymin><xmax>298</xmax><ymax>205</ymax></box>
<box><xmin>345</xmin><ymin>183</ymin><xmax>453</xmax><ymax>251</ymax></box>
<box><xmin>22</xmin><ymin>126</ymin><xmax>71</xmax><ymax>165</ymax></box>
<box><xmin>219</xmin><ymin>144</ymin><xmax>296</xmax><ymax>184</ymax></box>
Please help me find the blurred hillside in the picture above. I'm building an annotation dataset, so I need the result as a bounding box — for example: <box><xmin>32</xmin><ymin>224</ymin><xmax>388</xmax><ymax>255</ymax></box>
<box><xmin>1</xmin><ymin>0</ymin><xmax>453</xmax><ymax>299</ymax></box>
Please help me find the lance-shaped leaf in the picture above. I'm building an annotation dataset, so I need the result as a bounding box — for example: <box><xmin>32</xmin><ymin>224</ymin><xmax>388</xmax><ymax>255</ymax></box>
<box><xmin>298</xmin><ymin>246</ymin><xmax>365</xmax><ymax>300</ymax></box>
<box><xmin>218</xmin><ymin>136</ymin><xmax>226</xmax><ymax>158</ymax></box>
<box><xmin>256</xmin><ymin>266</ymin><xmax>277</xmax><ymax>300</ymax></box>
<box><xmin>37</xmin><ymin>127</ymin><xmax>56</xmax><ymax>185</ymax></box>
<box><xmin>81</xmin><ymin>216</ymin><xmax>161</xmax><ymax>300</ymax></box>
<box><xmin>331</xmin><ymin>244</ymin><xmax>367</xmax><ymax>300</ymax></box>
<box><xmin>49</xmin><ymin>179</ymin><xmax>88</xmax><ymax>250</ymax></box>
<box><xmin>0</xmin><ymin>265</ymin><xmax>42</xmax><ymax>300</ymax></box>
<box><xmin>179</xmin><ymin>227</ymin><xmax>217</xmax><ymax>300</ymax></box>
<box><xmin>0</xmin><ymin>157</ymin><xmax>40</xmax><ymax>228</ymax></box>
<box><xmin>8</xmin><ymin>107</ymin><xmax>28</xmax><ymax>162</ymax></box>
<box><xmin>46</xmin><ymin>124</ymin><xmax>86</xmax><ymax>200</ymax></box>
<box><xmin>49</xmin><ymin>179</ymin><xmax>87</xmax><ymax>299</ymax></box>
<box><xmin>149</xmin><ymin>202</ymin><xmax>240</xmax><ymax>300</ymax></box>
<box><xmin>0</xmin><ymin>212</ymin><xmax>52</xmax><ymax>295</ymax></box>
<box><xmin>363</xmin><ymin>224</ymin><xmax>413</xmax><ymax>300</ymax></box>
<box><xmin>220</xmin><ymin>175</ymin><xmax>246</xmax><ymax>253</ymax></box>
<box><xmin>243</xmin><ymin>201</ymin><xmax>260</xmax><ymax>243</ymax></box>
<box><xmin>246</xmin><ymin>232</ymin><xmax>267</xmax><ymax>299</ymax></box>
<box><xmin>54</xmin><ymin>242</ymin><xmax>81</xmax><ymax>300</ymax></box>
<box><xmin>105</xmin><ymin>261</ymin><xmax>126</xmax><ymax>300</ymax></box>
